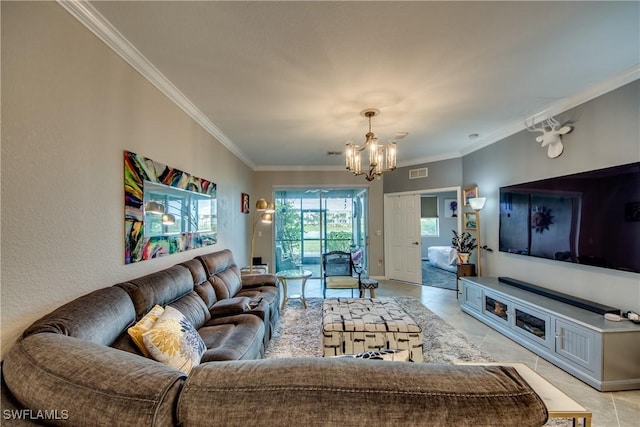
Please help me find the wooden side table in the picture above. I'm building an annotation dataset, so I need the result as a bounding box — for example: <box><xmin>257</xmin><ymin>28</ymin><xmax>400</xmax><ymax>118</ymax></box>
<box><xmin>456</xmin><ymin>263</ymin><xmax>476</xmax><ymax>278</ymax></box>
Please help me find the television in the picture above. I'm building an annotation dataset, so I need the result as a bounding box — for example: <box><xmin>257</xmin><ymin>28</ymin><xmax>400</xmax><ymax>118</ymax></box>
<box><xmin>499</xmin><ymin>162</ymin><xmax>640</xmax><ymax>274</ymax></box>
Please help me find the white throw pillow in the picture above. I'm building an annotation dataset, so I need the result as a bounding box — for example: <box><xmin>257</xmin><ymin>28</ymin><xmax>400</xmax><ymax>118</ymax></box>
<box><xmin>143</xmin><ymin>306</ymin><xmax>206</xmax><ymax>374</ymax></box>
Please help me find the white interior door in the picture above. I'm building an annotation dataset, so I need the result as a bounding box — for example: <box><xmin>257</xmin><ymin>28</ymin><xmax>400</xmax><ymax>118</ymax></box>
<box><xmin>384</xmin><ymin>194</ymin><xmax>422</xmax><ymax>283</ymax></box>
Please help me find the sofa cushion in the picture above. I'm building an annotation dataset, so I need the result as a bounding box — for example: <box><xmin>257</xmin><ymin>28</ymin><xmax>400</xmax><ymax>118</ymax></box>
<box><xmin>208</xmin><ymin>269</ymin><xmax>243</xmax><ymax>300</ymax></box>
<box><xmin>22</xmin><ymin>286</ymin><xmax>135</xmax><ymax>347</ymax></box>
<box><xmin>180</xmin><ymin>259</ymin><xmax>219</xmax><ymax>309</ymax></box>
<box><xmin>169</xmin><ymin>291</ymin><xmax>211</xmax><ymax>329</ymax></box>
<box><xmin>116</xmin><ymin>265</ymin><xmax>194</xmax><ymax>320</ymax></box>
<box><xmin>177</xmin><ymin>359</ymin><xmax>548</xmax><ymax>427</ymax></box>
<box><xmin>128</xmin><ymin>304</ymin><xmax>165</xmax><ymax>357</ymax></box>
<box><xmin>199</xmin><ymin>314</ymin><xmax>265</xmax><ymax>361</ymax></box>
<box><xmin>4</xmin><ymin>333</ymin><xmax>185</xmax><ymax>426</ymax></box>
<box><xmin>197</xmin><ymin>250</ymin><xmax>243</xmax><ymax>299</ymax></box>
<box><xmin>143</xmin><ymin>306</ymin><xmax>206</xmax><ymax>374</ymax></box>
<box><xmin>209</xmin><ymin>297</ymin><xmax>251</xmax><ymax>317</ymax></box>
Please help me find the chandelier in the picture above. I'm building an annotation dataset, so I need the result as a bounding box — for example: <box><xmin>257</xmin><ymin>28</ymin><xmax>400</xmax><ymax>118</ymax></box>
<box><xmin>345</xmin><ymin>109</ymin><xmax>397</xmax><ymax>181</ymax></box>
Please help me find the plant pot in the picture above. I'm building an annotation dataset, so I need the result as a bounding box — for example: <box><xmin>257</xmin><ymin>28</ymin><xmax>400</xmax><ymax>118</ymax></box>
<box><xmin>458</xmin><ymin>252</ymin><xmax>470</xmax><ymax>264</ymax></box>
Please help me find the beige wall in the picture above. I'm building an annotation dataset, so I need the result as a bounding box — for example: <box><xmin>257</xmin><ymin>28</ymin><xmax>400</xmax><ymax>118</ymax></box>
<box><xmin>1</xmin><ymin>2</ymin><xmax>253</xmax><ymax>356</ymax></box>
<box><xmin>253</xmin><ymin>171</ymin><xmax>385</xmax><ymax>277</ymax></box>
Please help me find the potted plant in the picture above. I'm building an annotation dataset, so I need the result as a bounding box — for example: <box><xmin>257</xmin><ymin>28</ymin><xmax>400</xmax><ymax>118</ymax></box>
<box><xmin>451</xmin><ymin>230</ymin><xmax>492</xmax><ymax>264</ymax></box>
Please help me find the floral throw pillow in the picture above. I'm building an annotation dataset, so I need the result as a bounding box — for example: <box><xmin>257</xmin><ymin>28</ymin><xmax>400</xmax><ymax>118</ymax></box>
<box><xmin>143</xmin><ymin>306</ymin><xmax>206</xmax><ymax>374</ymax></box>
<box><xmin>128</xmin><ymin>304</ymin><xmax>165</xmax><ymax>357</ymax></box>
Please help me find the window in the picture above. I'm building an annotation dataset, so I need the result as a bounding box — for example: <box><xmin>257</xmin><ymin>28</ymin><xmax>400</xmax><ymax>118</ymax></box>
<box><xmin>421</xmin><ymin>218</ymin><xmax>439</xmax><ymax>237</ymax></box>
<box><xmin>421</xmin><ymin>196</ymin><xmax>439</xmax><ymax>237</ymax></box>
<box><xmin>274</xmin><ymin>188</ymin><xmax>368</xmax><ymax>277</ymax></box>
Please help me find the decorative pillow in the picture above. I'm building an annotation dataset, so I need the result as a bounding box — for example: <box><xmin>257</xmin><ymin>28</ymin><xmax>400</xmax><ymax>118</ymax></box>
<box><xmin>142</xmin><ymin>306</ymin><xmax>206</xmax><ymax>374</ymax></box>
<box><xmin>127</xmin><ymin>304</ymin><xmax>165</xmax><ymax>357</ymax></box>
<box><xmin>334</xmin><ymin>349</ymin><xmax>411</xmax><ymax>362</ymax></box>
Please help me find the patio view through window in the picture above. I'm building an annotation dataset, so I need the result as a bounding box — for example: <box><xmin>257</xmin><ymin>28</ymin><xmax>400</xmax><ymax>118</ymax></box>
<box><xmin>274</xmin><ymin>188</ymin><xmax>368</xmax><ymax>278</ymax></box>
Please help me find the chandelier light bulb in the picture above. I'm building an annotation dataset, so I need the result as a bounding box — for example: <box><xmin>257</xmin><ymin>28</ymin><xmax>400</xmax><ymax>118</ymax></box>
<box><xmin>345</xmin><ymin>109</ymin><xmax>400</xmax><ymax>181</ymax></box>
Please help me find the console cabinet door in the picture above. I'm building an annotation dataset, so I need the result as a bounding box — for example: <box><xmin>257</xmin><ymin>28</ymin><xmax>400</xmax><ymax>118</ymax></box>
<box><xmin>483</xmin><ymin>291</ymin><xmax>511</xmax><ymax>327</ymax></box>
<box><xmin>555</xmin><ymin>319</ymin><xmax>599</xmax><ymax>373</ymax></box>
<box><xmin>461</xmin><ymin>282</ymin><xmax>483</xmax><ymax>312</ymax></box>
<box><xmin>512</xmin><ymin>302</ymin><xmax>552</xmax><ymax>349</ymax></box>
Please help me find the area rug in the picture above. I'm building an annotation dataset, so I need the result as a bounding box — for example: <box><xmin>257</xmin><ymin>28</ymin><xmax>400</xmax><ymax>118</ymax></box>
<box><xmin>265</xmin><ymin>297</ymin><xmax>578</xmax><ymax>427</ymax></box>
<box><xmin>265</xmin><ymin>297</ymin><xmax>493</xmax><ymax>362</ymax></box>
<box><xmin>422</xmin><ymin>260</ymin><xmax>457</xmax><ymax>290</ymax></box>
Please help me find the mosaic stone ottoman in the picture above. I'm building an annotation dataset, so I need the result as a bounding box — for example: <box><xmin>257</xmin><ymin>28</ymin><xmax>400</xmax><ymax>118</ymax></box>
<box><xmin>322</xmin><ymin>298</ymin><xmax>424</xmax><ymax>362</ymax></box>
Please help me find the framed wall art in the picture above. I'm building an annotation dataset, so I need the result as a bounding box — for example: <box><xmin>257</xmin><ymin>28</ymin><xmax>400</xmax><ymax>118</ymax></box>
<box><xmin>124</xmin><ymin>150</ymin><xmax>217</xmax><ymax>264</ymax></box>
<box><xmin>444</xmin><ymin>198</ymin><xmax>458</xmax><ymax>218</ymax></box>
<box><xmin>464</xmin><ymin>212</ymin><xmax>477</xmax><ymax>230</ymax></box>
<box><xmin>463</xmin><ymin>186</ymin><xmax>479</xmax><ymax>206</ymax></box>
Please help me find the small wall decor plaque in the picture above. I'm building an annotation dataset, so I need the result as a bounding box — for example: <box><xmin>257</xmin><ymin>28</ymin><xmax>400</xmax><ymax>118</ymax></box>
<box><xmin>241</xmin><ymin>193</ymin><xmax>250</xmax><ymax>214</ymax></box>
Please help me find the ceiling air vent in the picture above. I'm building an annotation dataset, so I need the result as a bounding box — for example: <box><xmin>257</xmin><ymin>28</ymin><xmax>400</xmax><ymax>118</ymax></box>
<box><xmin>409</xmin><ymin>167</ymin><xmax>428</xmax><ymax>179</ymax></box>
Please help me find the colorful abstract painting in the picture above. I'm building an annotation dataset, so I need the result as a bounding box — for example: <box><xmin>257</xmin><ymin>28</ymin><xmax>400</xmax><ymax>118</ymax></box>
<box><xmin>124</xmin><ymin>150</ymin><xmax>217</xmax><ymax>264</ymax></box>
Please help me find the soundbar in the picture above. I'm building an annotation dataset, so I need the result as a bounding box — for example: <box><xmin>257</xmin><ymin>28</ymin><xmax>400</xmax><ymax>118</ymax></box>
<box><xmin>498</xmin><ymin>277</ymin><xmax>620</xmax><ymax>316</ymax></box>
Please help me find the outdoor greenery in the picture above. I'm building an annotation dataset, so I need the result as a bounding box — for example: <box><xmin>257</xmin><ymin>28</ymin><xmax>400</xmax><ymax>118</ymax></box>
<box><xmin>275</xmin><ymin>200</ymin><xmax>354</xmax><ymax>270</ymax></box>
<box><xmin>420</xmin><ymin>218</ymin><xmax>439</xmax><ymax>237</ymax></box>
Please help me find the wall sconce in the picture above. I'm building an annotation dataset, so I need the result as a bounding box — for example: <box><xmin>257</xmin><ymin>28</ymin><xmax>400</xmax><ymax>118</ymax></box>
<box><xmin>468</xmin><ymin>197</ymin><xmax>486</xmax><ymax>276</ymax></box>
<box><xmin>249</xmin><ymin>198</ymin><xmax>275</xmax><ymax>273</ymax></box>
<box><xmin>145</xmin><ymin>201</ymin><xmax>165</xmax><ymax>215</ymax></box>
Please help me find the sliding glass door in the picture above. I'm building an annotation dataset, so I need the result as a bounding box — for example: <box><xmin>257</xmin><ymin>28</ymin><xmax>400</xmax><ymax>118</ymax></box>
<box><xmin>274</xmin><ymin>188</ymin><xmax>367</xmax><ymax>278</ymax></box>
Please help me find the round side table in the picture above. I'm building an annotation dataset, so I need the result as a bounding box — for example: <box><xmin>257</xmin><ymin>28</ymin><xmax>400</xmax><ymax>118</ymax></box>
<box><xmin>276</xmin><ymin>269</ymin><xmax>313</xmax><ymax>309</ymax></box>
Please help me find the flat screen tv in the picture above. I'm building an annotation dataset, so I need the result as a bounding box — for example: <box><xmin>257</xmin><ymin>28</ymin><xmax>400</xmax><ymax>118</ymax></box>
<box><xmin>499</xmin><ymin>162</ymin><xmax>640</xmax><ymax>274</ymax></box>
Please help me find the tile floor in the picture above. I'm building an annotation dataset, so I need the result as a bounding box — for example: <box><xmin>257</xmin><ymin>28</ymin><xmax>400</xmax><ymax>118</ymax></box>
<box><xmin>285</xmin><ymin>278</ymin><xmax>640</xmax><ymax>427</ymax></box>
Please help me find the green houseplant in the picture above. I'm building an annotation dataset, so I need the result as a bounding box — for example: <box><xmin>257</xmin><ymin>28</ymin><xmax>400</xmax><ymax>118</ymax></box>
<box><xmin>451</xmin><ymin>230</ymin><xmax>492</xmax><ymax>264</ymax></box>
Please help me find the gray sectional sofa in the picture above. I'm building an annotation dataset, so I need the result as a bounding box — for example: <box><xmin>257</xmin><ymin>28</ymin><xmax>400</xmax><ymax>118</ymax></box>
<box><xmin>1</xmin><ymin>249</ymin><xmax>549</xmax><ymax>426</ymax></box>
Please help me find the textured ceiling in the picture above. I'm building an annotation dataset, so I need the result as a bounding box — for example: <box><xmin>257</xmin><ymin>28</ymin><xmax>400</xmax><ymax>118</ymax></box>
<box><xmin>89</xmin><ymin>1</ymin><xmax>639</xmax><ymax>170</ymax></box>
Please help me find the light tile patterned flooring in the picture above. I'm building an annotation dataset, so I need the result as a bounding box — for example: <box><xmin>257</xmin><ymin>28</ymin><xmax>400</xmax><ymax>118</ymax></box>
<box><xmin>286</xmin><ymin>278</ymin><xmax>640</xmax><ymax>427</ymax></box>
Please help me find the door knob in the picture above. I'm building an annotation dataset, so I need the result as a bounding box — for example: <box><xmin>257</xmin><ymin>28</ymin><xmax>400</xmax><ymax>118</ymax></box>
<box><xmin>412</xmin><ymin>242</ymin><xmax>419</xmax><ymax>245</ymax></box>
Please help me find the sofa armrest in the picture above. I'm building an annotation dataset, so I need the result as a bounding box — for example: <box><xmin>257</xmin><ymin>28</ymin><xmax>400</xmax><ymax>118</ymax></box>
<box><xmin>209</xmin><ymin>297</ymin><xmax>251</xmax><ymax>317</ymax></box>
<box><xmin>178</xmin><ymin>358</ymin><xmax>548</xmax><ymax>427</ymax></box>
<box><xmin>241</xmin><ymin>273</ymin><xmax>277</xmax><ymax>288</ymax></box>
<box><xmin>3</xmin><ymin>333</ymin><xmax>185</xmax><ymax>427</ymax></box>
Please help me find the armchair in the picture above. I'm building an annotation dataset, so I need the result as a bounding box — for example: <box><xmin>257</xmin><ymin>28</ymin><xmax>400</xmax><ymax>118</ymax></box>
<box><xmin>321</xmin><ymin>251</ymin><xmax>360</xmax><ymax>298</ymax></box>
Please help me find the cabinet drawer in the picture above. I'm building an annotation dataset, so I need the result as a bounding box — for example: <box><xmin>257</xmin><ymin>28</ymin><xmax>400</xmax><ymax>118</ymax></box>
<box><xmin>555</xmin><ymin>319</ymin><xmax>599</xmax><ymax>373</ymax></box>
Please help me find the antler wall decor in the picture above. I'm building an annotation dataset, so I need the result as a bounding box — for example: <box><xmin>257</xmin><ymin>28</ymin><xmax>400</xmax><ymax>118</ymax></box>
<box><xmin>525</xmin><ymin>116</ymin><xmax>574</xmax><ymax>158</ymax></box>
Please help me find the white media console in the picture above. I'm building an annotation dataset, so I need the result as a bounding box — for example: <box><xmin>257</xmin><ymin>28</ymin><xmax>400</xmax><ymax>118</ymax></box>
<box><xmin>459</xmin><ymin>276</ymin><xmax>640</xmax><ymax>391</ymax></box>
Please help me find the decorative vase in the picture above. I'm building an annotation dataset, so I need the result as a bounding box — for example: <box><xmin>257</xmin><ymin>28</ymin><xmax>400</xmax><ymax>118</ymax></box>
<box><xmin>458</xmin><ymin>252</ymin><xmax>470</xmax><ymax>264</ymax></box>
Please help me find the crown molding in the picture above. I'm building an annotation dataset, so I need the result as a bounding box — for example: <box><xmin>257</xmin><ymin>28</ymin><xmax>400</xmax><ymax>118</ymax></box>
<box><xmin>459</xmin><ymin>65</ymin><xmax>640</xmax><ymax>158</ymax></box>
<box><xmin>57</xmin><ymin>1</ymin><xmax>638</xmax><ymax>172</ymax></box>
<box><xmin>57</xmin><ymin>0</ymin><xmax>256</xmax><ymax>170</ymax></box>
